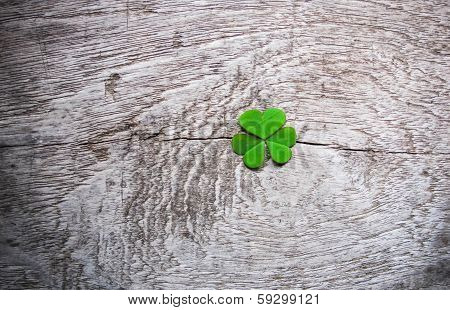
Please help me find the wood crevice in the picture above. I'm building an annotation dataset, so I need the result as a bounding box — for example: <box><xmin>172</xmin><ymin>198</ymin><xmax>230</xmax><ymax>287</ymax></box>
<box><xmin>295</xmin><ymin>141</ymin><xmax>449</xmax><ymax>156</ymax></box>
<box><xmin>1</xmin><ymin>134</ymin><xmax>447</xmax><ymax>157</ymax></box>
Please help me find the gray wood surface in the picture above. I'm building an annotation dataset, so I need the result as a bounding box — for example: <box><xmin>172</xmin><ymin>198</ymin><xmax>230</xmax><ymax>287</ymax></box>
<box><xmin>0</xmin><ymin>0</ymin><xmax>449</xmax><ymax>289</ymax></box>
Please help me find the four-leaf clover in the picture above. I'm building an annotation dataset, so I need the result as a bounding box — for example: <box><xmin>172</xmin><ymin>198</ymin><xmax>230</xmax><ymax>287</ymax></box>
<box><xmin>231</xmin><ymin>108</ymin><xmax>296</xmax><ymax>169</ymax></box>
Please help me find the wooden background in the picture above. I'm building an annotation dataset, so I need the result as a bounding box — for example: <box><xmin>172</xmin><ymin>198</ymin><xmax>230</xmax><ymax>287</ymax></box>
<box><xmin>0</xmin><ymin>0</ymin><xmax>449</xmax><ymax>289</ymax></box>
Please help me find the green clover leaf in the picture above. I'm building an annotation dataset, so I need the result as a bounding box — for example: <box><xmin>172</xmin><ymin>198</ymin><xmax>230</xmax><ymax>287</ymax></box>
<box><xmin>231</xmin><ymin>108</ymin><xmax>297</xmax><ymax>169</ymax></box>
<box><xmin>239</xmin><ymin>108</ymin><xmax>286</xmax><ymax>139</ymax></box>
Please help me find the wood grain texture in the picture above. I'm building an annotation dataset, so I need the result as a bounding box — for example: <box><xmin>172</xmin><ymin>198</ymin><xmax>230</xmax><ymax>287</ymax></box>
<box><xmin>0</xmin><ymin>0</ymin><xmax>449</xmax><ymax>289</ymax></box>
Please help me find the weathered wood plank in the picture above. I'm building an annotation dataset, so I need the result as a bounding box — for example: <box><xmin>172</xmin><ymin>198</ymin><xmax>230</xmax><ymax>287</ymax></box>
<box><xmin>0</xmin><ymin>0</ymin><xmax>449</xmax><ymax>289</ymax></box>
<box><xmin>1</xmin><ymin>138</ymin><xmax>449</xmax><ymax>288</ymax></box>
<box><xmin>1</xmin><ymin>0</ymin><xmax>448</xmax><ymax>153</ymax></box>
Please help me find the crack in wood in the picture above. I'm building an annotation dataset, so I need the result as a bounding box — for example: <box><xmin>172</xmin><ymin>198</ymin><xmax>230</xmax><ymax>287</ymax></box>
<box><xmin>1</xmin><ymin>134</ymin><xmax>448</xmax><ymax>156</ymax></box>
